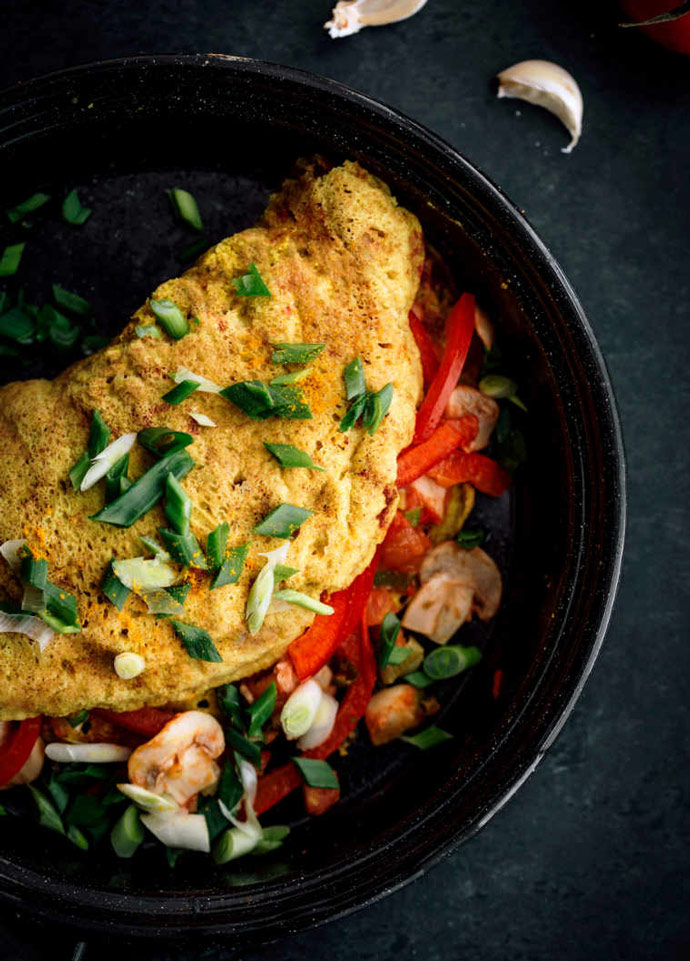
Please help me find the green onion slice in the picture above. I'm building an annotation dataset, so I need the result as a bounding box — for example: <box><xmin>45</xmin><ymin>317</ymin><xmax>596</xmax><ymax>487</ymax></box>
<box><xmin>245</xmin><ymin>558</ymin><xmax>275</xmax><ymax>635</ymax></box>
<box><xmin>217</xmin><ymin>759</ymin><xmax>244</xmax><ymax>814</ymax></box>
<box><xmin>269</xmin><ymin>367</ymin><xmax>312</xmax><ymax>386</ymax></box>
<box><xmin>20</xmin><ymin>554</ymin><xmax>48</xmax><ymax>591</ymax></box>
<box><xmin>91</xmin><ymin>448</ymin><xmax>194</xmax><ymax>528</ymax></box>
<box><xmin>343</xmin><ymin>357</ymin><xmax>366</xmax><ymax>400</ymax></box>
<box><xmin>403</xmin><ymin>670</ymin><xmax>435</xmax><ymax>689</ymax></box>
<box><xmin>163</xmin><ymin>380</ymin><xmax>199</xmax><ymax>405</ymax></box>
<box><xmin>271</xmin><ymin>343</ymin><xmax>325</xmax><ymax>365</ymax></box>
<box><xmin>171</xmin><ymin>366</ymin><xmax>222</xmax><ymax>393</ymax></box>
<box><xmin>189</xmin><ymin>411</ymin><xmax>216</xmax><ymax>427</ymax></box>
<box><xmin>400</xmin><ymin>726</ymin><xmax>453</xmax><ymax>750</ymax></box>
<box><xmin>231</xmin><ymin>263</ymin><xmax>271</xmax><ymax>297</ymax></box>
<box><xmin>263</xmin><ymin>442</ymin><xmax>324</xmax><ymax>471</ymax></box>
<box><xmin>248</xmin><ymin>681</ymin><xmax>277</xmax><ymax>739</ymax></box>
<box><xmin>377</xmin><ymin>611</ymin><xmax>402</xmax><ymax>670</ymax></box>
<box><xmin>41</xmin><ymin>582</ymin><xmax>81</xmax><ymax>634</ymax></box>
<box><xmin>273</xmin><ymin>563</ymin><xmax>299</xmax><ymax>581</ymax></box>
<box><xmin>105</xmin><ymin>453</ymin><xmax>130</xmax><ymax>503</ymax></box>
<box><xmin>150</xmin><ymin>299</ymin><xmax>189</xmax><ymax>340</ymax></box>
<box><xmin>80</xmin><ymin>432</ymin><xmax>137</xmax><ymax>493</ymax></box>
<box><xmin>210</xmin><ymin>542</ymin><xmax>250</xmax><ymax>590</ymax></box>
<box><xmin>271</xmin><ymin>589</ymin><xmax>333</xmax><ymax>617</ymax></box>
<box><xmin>338</xmin><ymin>393</ymin><xmax>368</xmax><ymax>433</ymax></box>
<box><xmin>135</xmin><ymin>324</ymin><xmax>163</xmax><ymax>339</ymax></box>
<box><xmin>253</xmin><ymin>503</ymin><xmax>313</xmax><ymax>539</ymax></box>
<box><xmin>253</xmin><ymin>824</ymin><xmax>291</xmax><ymax>855</ymax></box>
<box><xmin>0</xmin><ymin>305</ymin><xmax>35</xmax><ymax>342</ymax></box>
<box><xmin>221</xmin><ymin>380</ymin><xmax>312</xmax><ymax>421</ymax></box>
<box><xmin>101</xmin><ymin>561</ymin><xmax>131</xmax><ymax>611</ymax></box>
<box><xmin>164</xmin><ymin>473</ymin><xmax>192</xmax><ymax>535</ymax></box>
<box><xmin>479</xmin><ymin>374</ymin><xmax>518</xmax><ymax>399</ymax></box>
<box><xmin>112</xmin><ymin>555</ymin><xmax>176</xmax><ymax>591</ymax></box>
<box><xmin>217</xmin><ymin>683</ymin><xmax>245</xmax><ymax>729</ymax></box>
<box><xmin>62</xmin><ymin>189</ymin><xmax>92</xmax><ymax>225</ymax></box>
<box><xmin>404</xmin><ymin>508</ymin><xmax>421</xmax><ymax>527</ymax></box>
<box><xmin>292</xmin><ymin>757</ymin><xmax>339</xmax><ymax>789</ymax></box>
<box><xmin>87</xmin><ymin>409</ymin><xmax>110</xmax><ymax>458</ymax></box>
<box><xmin>168</xmin><ymin>188</ymin><xmax>203</xmax><ymax>232</ymax></box>
<box><xmin>224</xmin><ymin>727</ymin><xmax>261</xmax><ymax>766</ymax></box>
<box><xmin>362</xmin><ymin>383</ymin><xmax>394</xmax><ymax>435</ymax></box>
<box><xmin>422</xmin><ymin>645</ymin><xmax>482</xmax><ymax>680</ymax></box>
<box><xmin>387</xmin><ymin>645</ymin><xmax>411</xmax><ymax>666</ymax></box>
<box><xmin>206</xmin><ymin>522</ymin><xmax>229</xmax><ymax>569</ymax></box>
<box><xmin>66</xmin><ymin>709</ymin><xmax>89</xmax><ymax>729</ymax></box>
<box><xmin>0</xmin><ymin>243</ymin><xmax>26</xmax><ymax>277</ymax></box>
<box><xmin>170</xmin><ymin>619</ymin><xmax>222</xmax><ymax>662</ymax></box>
<box><xmin>280</xmin><ymin>679</ymin><xmax>323</xmax><ymax>739</ymax></box>
<box><xmin>52</xmin><ymin>284</ymin><xmax>91</xmax><ymax>316</ymax></box>
<box><xmin>158</xmin><ymin>528</ymin><xmax>208</xmax><ymax>569</ymax></box>
<box><xmin>137</xmin><ymin>427</ymin><xmax>193</xmax><ymax>457</ymax></box>
<box><xmin>456</xmin><ymin>528</ymin><xmax>485</xmax><ymax>548</ymax></box>
<box><xmin>110</xmin><ymin>804</ymin><xmax>145</xmax><ymax>858</ymax></box>
<box><xmin>7</xmin><ymin>192</ymin><xmax>50</xmax><ymax>224</ymax></box>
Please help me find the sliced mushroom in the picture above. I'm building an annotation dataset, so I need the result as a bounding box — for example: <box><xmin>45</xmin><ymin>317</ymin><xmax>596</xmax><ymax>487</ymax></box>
<box><xmin>420</xmin><ymin>542</ymin><xmax>502</xmax><ymax>621</ymax></box>
<box><xmin>402</xmin><ymin>574</ymin><xmax>475</xmax><ymax>645</ymax></box>
<box><xmin>365</xmin><ymin>684</ymin><xmax>426</xmax><ymax>745</ymax></box>
<box><xmin>325</xmin><ymin>0</ymin><xmax>428</xmax><ymax>38</ymax></box>
<box><xmin>445</xmin><ymin>385</ymin><xmax>500</xmax><ymax>451</ymax></box>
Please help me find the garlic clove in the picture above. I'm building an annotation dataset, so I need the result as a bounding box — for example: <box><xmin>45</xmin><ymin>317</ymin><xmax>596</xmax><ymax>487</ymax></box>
<box><xmin>325</xmin><ymin>0</ymin><xmax>428</xmax><ymax>39</ymax></box>
<box><xmin>496</xmin><ymin>59</ymin><xmax>583</xmax><ymax>154</ymax></box>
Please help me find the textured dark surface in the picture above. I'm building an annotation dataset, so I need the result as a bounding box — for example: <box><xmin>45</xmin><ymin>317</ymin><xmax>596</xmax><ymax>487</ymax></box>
<box><xmin>1</xmin><ymin>1</ymin><xmax>689</xmax><ymax>960</ymax></box>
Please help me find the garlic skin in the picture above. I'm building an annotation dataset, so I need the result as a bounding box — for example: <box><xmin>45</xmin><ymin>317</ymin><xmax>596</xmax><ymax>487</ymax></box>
<box><xmin>325</xmin><ymin>0</ymin><xmax>428</xmax><ymax>39</ymax></box>
<box><xmin>496</xmin><ymin>60</ymin><xmax>583</xmax><ymax>154</ymax></box>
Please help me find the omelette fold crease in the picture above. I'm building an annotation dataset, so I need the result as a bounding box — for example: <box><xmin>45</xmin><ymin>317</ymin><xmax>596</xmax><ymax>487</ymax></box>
<box><xmin>0</xmin><ymin>160</ymin><xmax>424</xmax><ymax>720</ymax></box>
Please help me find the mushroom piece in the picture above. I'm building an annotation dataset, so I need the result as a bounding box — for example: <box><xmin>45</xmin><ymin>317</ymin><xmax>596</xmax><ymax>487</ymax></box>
<box><xmin>402</xmin><ymin>542</ymin><xmax>502</xmax><ymax>644</ymax></box>
<box><xmin>325</xmin><ymin>0</ymin><xmax>428</xmax><ymax>39</ymax></box>
<box><xmin>365</xmin><ymin>684</ymin><xmax>426</xmax><ymax>746</ymax></box>
<box><xmin>445</xmin><ymin>385</ymin><xmax>500</xmax><ymax>452</ymax></box>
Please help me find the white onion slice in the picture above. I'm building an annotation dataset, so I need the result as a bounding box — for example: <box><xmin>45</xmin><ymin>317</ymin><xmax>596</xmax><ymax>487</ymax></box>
<box><xmin>189</xmin><ymin>411</ymin><xmax>217</xmax><ymax>427</ymax></box>
<box><xmin>280</xmin><ymin>679</ymin><xmax>324</xmax><ymax>740</ymax></box>
<box><xmin>172</xmin><ymin>366</ymin><xmax>222</xmax><ymax>393</ymax></box>
<box><xmin>117</xmin><ymin>783</ymin><xmax>178</xmax><ymax>813</ymax></box>
<box><xmin>112</xmin><ymin>556</ymin><xmax>176</xmax><ymax>591</ymax></box>
<box><xmin>46</xmin><ymin>742</ymin><xmax>131</xmax><ymax>763</ymax></box>
<box><xmin>140</xmin><ymin>811</ymin><xmax>210</xmax><ymax>852</ymax></box>
<box><xmin>0</xmin><ymin>538</ymin><xmax>27</xmax><ymax>572</ymax></box>
<box><xmin>0</xmin><ymin>610</ymin><xmax>54</xmax><ymax>651</ymax></box>
<box><xmin>297</xmin><ymin>693</ymin><xmax>339</xmax><ymax>751</ymax></box>
<box><xmin>80</xmin><ymin>432</ymin><xmax>137</xmax><ymax>492</ymax></box>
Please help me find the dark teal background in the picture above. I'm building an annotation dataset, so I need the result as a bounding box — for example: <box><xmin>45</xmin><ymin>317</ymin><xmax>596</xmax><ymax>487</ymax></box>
<box><xmin>2</xmin><ymin>1</ymin><xmax>689</xmax><ymax>959</ymax></box>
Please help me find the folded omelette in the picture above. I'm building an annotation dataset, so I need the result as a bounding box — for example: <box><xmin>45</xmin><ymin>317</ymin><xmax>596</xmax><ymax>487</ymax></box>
<box><xmin>0</xmin><ymin>161</ymin><xmax>423</xmax><ymax>720</ymax></box>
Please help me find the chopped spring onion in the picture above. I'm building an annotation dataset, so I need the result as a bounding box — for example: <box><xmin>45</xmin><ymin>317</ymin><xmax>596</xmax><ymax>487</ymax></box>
<box><xmin>378</xmin><ymin>611</ymin><xmax>402</xmax><ymax>670</ymax></box>
<box><xmin>457</xmin><ymin>528</ymin><xmax>485</xmax><ymax>548</ymax></box>
<box><xmin>292</xmin><ymin>757</ymin><xmax>339</xmax><ymax>789</ymax></box>
<box><xmin>0</xmin><ymin>243</ymin><xmax>26</xmax><ymax>277</ymax></box>
<box><xmin>0</xmin><ymin>609</ymin><xmax>54</xmax><ymax>651</ymax></box>
<box><xmin>245</xmin><ymin>558</ymin><xmax>275</xmax><ymax>635</ymax></box>
<box><xmin>62</xmin><ymin>189</ymin><xmax>92</xmax><ymax>225</ymax></box>
<box><xmin>167</xmin><ymin>188</ymin><xmax>203</xmax><ymax>231</ymax></box>
<box><xmin>69</xmin><ymin>452</ymin><xmax>91</xmax><ymax>491</ymax></box>
<box><xmin>87</xmin><ymin>409</ymin><xmax>110</xmax><ymax>457</ymax></box>
<box><xmin>52</xmin><ymin>284</ymin><xmax>91</xmax><ymax>316</ymax></box>
<box><xmin>247</xmin><ymin>681</ymin><xmax>277</xmax><ymax>739</ymax></box>
<box><xmin>135</xmin><ymin>324</ymin><xmax>163</xmax><ymax>339</ymax></box>
<box><xmin>270</xmin><ymin>367</ymin><xmax>312</xmax><ymax>386</ymax></box>
<box><xmin>138</xmin><ymin>427</ymin><xmax>193</xmax><ymax>458</ymax></box>
<box><xmin>0</xmin><ymin>538</ymin><xmax>27</xmax><ymax>572</ymax></box>
<box><xmin>0</xmin><ymin>305</ymin><xmax>34</xmax><ymax>342</ymax></box>
<box><xmin>141</xmin><ymin>587</ymin><xmax>186</xmax><ymax>616</ymax></box>
<box><xmin>91</xmin><ymin>448</ymin><xmax>194</xmax><ymax>527</ymax></box>
<box><xmin>253</xmin><ymin>824</ymin><xmax>290</xmax><ymax>855</ymax></box>
<box><xmin>150</xmin><ymin>299</ymin><xmax>189</xmax><ymax>340</ymax></box>
<box><xmin>159</xmin><ymin>528</ymin><xmax>208</xmax><ymax>569</ymax></box>
<box><xmin>141</xmin><ymin>811</ymin><xmax>211</xmax><ymax>852</ymax></box>
<box><xmin>139</xmin><ymin>535</ymin><xmax>169</xmax><ymax>559</ymax></box>
<box><xmin>110</xmin><ymin>804</ymin><xmax>145</xmax><ymax>858</ymax></box>
<box><xmin>280</xmin><ymin>679</ymin><xmax>323</xmax><ymax>740</ymax></box>
<box><xmin>20</xmin><ymin>554</ymin><xmax>48</xmax><ymax>590</ymax></box>
<box><xmin>273</xmin><ymin>563</ymin><xmax>299</xmax><ymax>581</ymax></box>
<box><xmin>344</xmin><ymin>356</ymin><xmax>366</xmax><ymax>400</ymax></box>
<box><xmin>112</xmin><ymin>555</ymin><xmax>176</xmax><ymax>592</ymax></box>
<box><xmin>29</xmin><ymin>785</ymin><xmax>65</xmax><ymax>836</ymax></box>
<box><xmin>264</xmin><ymin>442</ymin><xmax>324</xmax><ymax>471</ymax></box>
<box><xmin>114</xmin><ymin>651</ymin><xmax>146</xmax><ymax>680</ymax></box>
<box><xmin>105</xmin><ymin>453</ymin><xmax>131</xmax><ymax>502</ymax></box>
<box><xmin>116</xmin><ymin>783</ymin><xmax>178</xmax><ymax>814</ymax></box>
<box><xmin>189</xmin><ymin>411</ymin><xmax>216</xmax><ymax>427</ymax></box>
<box><xmin>172</xmin><ymin>366</ymin><xmax>222</xmax><ymax>393</ymax></box>
<box><xmin>271</xmin><ymin>343</ymin><xmax>325</xmax><ymax>365</ymax></box>
<box><xmin>387</xmin><ymin>645</ymin><xmax>411</xmax><ymax>666</ymax></box>
<box><xmin>213</xmin><ymin>824</ymin><xmax>261</xmax><ymax>864</ymax></box>
<box><xmin>362</xmin><ymin>382</ymin><xmax>394</xmax><ymax>435</ymax></box>
<box><xmin>170</xmin><ymin>619</ymin><xmax>222</xmax><ymax>662</ymax></box>
<box><xmin>297</xmin><ymin>692</ymin><xmax>338</xmax><ymax>751</ymax></box>
<box><xmin>41</xmin><ymin>582</ymin><xmax>81</xmax><ymax>634</ymax></box>
<box><xmin>45</xmin><ymin>743</ymin><xmax>132</xmax><ymax>763</ymax></box>
<box><xmin>162</xmin><ymin>380</ymin><xmax>199</xmax><ymax>405</ymax></box>
<box><xmin>221</xmin><ymin>380</ymin><xmax>312</xmax><ymax>421</ymax></box>
<box><xmin>21</xmin><ymin>584</ymin><xmax>45</xmax><ymax>614</ymax></box>
<box><xmin>423</xmin><ymin>645</ymin><xmax>482</xmax><ymax>680</ymax></box>
<box><xmin>206</xmin><ymin>521</ymin><xmax>229</xmax><ymax>569</ymax></box>
<box><xmin>231</xmin><ymin>263</ymin><xmax>271</xmax><ymax>297</ymax></box>
<box><xmin>479</xmin><ymin>374</ymin><xmax>519</xmax><ymax>399</ymax></box>
<box><xmin>164</xmin><ymin>473</ymin><xmax>192</xmax><ymax>535</ymax></box>
<box><xmin>253</xmin><ymin>503</ymin><xmax>313</xmax><ymax>539</ymax></box>
<box><xmin>224</xmin><ymin>728</ymin><xmax>261</xmax><ymax>767</ymax></box>
<box><xmin>404</xmin><ymin>507</ymin><xmax>421</xmax><ymax>527</ymax></box>
<box><xmin>66</xmin><ymin>709</ymin><xmax>89</xmax><ymax>728</ymax></box>
<box><xmin>338</xmin><ymin>393</ymin><xmax>368</xmax><ymax>433</ymax></box>
<box><xmin>271</xmin><ymin>589</ymin><xmax>334</xmax><ymax>617</ymax></box>
<box><xmin>210</xmin><ymin>542</ymin><xmax>250</xmax><ymax>590</ymax></box>
<box><xmin>7</xmin><ymin>192</ymin><xmax>50</xmax><ymax>223</ymax></box>
<box><xmin>403</xmin><ymin>671</ymin><xmax>435</xmax><ymax>688</ymax></box>
<box><xmin>400</xmin><ymin>726</ymin><xmax>453</xmax><ymax>750</ymax></box>
<box><xmin>216</xmin><ymin>759</ymin><xmax>244</xmax><ymax>815</ymax></box>
<box><xmin>180</xmin><ymin>237</ymin><xmax>209</xmax><ymax>265</ymax></box>
<box><xmin>80</xmin><ymin>432</ymin><xmax>137</xmax><ymax>492</ymax></box>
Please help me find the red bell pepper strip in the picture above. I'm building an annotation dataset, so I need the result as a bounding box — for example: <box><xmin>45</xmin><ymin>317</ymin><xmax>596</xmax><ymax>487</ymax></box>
<box><xmin>0</xmin><ymin>716</ymin><xmax>42</xmax><ymax>787</ymax></box>
<box><xmin>409</xmin><ymin>310</ymin><xmax>440</xmax><ymax>385</ymax></box>
<box><xmin>255</xmin><ymin>613</ymin><xmax>377</xmax><ymax>815</ymax></box>
<box><xmin>378</xmin><ymin>510</ymin><xmax>431</xmax><ymax>573</ymax></box>
<box><xmin>93</xmin><ymin>706</ymin><xmax>176</xmax><ymax>739</ymax></box>
<box><xmin>396</xmin><ymin>415</ymin><xmax>479</xmax><ymax>488</ymax></box>
<box><xmin>427</xmin><ymin>451</ymin><xmax>512</xmax><ymax>497</ymax></box>
<box><xmin>288</xmin><ymin>555</ymin><xmax>378</xmax><ymax>681</ymax></box>
<box><xmin>412</xmin><ymin>293</ymin><xmax>476</xmax><ymax>445</ymax></box>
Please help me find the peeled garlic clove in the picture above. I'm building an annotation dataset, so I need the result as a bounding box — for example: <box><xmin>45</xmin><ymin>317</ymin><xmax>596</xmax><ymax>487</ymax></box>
<box><xmin>325</xmin><ymin>0</ymin><xmax>428</xmax><ymax>39</ymax></box>
<box><xmin>496</xmin><ymin>60</ymin><xmax>583</xmax><ymax>154</ymax></box>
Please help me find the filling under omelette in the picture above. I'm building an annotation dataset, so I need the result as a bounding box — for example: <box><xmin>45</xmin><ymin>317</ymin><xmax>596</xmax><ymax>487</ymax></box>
<box><xmin>0</xmin><ymin>160</ymin><xmax>520</xmax><ymax>864</ymax></box>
